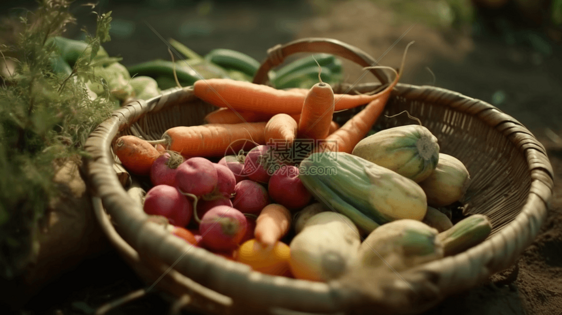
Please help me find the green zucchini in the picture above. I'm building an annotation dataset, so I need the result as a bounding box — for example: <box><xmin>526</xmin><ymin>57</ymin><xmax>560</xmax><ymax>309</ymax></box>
<box><xmin>49</xmin><ymin>36</ymin><xmax>108</xmax><ymax>67</ymax></box>
<box><xmin>299</xmin><ymin>152</ymin><xmax>428</xmax><ymax>234</ymax></box>
<box><xmin>437</xmin><ymin>214</ymin><xmax>492</xmax><ymax>256</ymax></box>
<box><xmin>127</xmin><ymin>60</ymin><xmax>201</xmax><ymax>86</ymax></box>
<box><xmin>204</xmin><ymin>48</ymin><xmax>260</xmax><ymax>77</ymax></box>
<box><xmin>272</xmin><ymin>66</ymin><xmax>333</xmax><ymax>89</ymax></box>
<box><xmin>272</xmin><ymin>54</ymin><xmax>341</xmax><ymax>83</ymax></box>
<box><xmin>50</xmin><ymin>54</ymin><xmax>72</xmax><ymax>75</ymax></box>
<box><xmin>155</xmin><ymin>76</ymin><xmax>187</xmax><ymax>90</ymax></box>
<box><xmin>227</xmin><ymin>70</ymin><xmax>252</xmax><ymax>82</ymax></box>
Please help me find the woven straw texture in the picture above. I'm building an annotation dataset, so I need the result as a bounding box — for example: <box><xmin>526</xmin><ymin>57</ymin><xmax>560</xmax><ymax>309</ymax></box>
<box><xmin>84</xmin><ymin>38</ymin><xmax>554</xmax><ymax>315</ymax></box>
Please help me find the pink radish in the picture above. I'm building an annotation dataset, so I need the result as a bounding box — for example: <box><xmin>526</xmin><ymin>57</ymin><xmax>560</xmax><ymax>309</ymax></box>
<box><xmin>219</xmin><ymin>155</ymin><xmax>246</xmax><ymax>183</ymax></box>
<box><xmin>211</xmin><ymin>163</ymin><xmax>236</xmax><ymax>199</ymax></box>
<box><xmin>150</xmin><ymin>151</ymin><xmax>184</xmax><ymax>187</ymax></box>
<box><xmin>243</xmin><ymin>145</ymin><xmax>274</xmax><ymax>184</ymax></box>
<box><xmin>269</xmin><ymin>165</ymin><xmax>312</xmax><ymax>210</ymax></box>
<box><xmin>175</xmin><ymin>157</ymin><xmax>218</xmax><ymax>196</ymax></box>
<box><xmin>196</xmin><ymin>198</ymin><xmax>233</xmax><ymax>221</ymax></box>
<box><xmin>200</xmin><ymin>205</ymin><xmax>248</xmax><ymax>251</ymax></box>
<box><xmin>143</xmin><ymin>185</ymin><xmax>193</xmax><ymax>227</ymax></box>
<box><xmin>232</xmin><ymin>180</ymin><xmax>271</xmax><ymax>215</ymax></box>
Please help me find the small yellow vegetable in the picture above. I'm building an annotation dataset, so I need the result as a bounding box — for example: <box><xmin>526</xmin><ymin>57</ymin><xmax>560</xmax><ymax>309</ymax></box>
<box><xmin>236</xmin><ymin>239</ymin><xmax>291</xmax><ymax>276</ymax></box>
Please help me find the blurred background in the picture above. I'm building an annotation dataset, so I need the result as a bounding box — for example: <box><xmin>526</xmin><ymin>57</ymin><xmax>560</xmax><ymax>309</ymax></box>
<box><xmin>1</xmin><ymin>0</ymin><xmax>561</xmax><ymax>314</ymax></box>
<box><xmin>2</xmin><ymin>0</ymin><xmax>561</xmax><ymax>133</ymax></box>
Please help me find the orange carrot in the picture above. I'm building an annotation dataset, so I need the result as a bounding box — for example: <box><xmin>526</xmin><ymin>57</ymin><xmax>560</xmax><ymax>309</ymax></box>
<box><xmin>297</xmin><ymin>82</ymin><xmax>335</xmax><ymax>141</ymax></box>
<box><xmin>193</xmin><ymin>43</ymin><xmax>411</xmax><ymax>115</ymax></box>
<box><xmin>112</xmin><ymin>135</ymin><xmax>161</xmax><ymax>176</ymax></box>
<box><xmin>264</xmin><ymin>114</ymin><xmax>298</xmax><ymax>146</ymax></box>
<box><xmin>159</xmin><ymin>122</ymin><xmax>267</xmax><ymax>157</ymax></box>
<box><xmin>328</xmin><ymin>121</ymin><xmax>340</xmax><ymax>135</ymax></box>
<box><xmin>194</xmin><ymin>78</ymin><xmax>390</xmax><ymax>114</ymax></box>
<box><xmin>204</xmin><ymin>108</ymin><xmax>300</xmax><ymax>125</ymax></box>
<box><xmin>254</xmin><ymin>204</ymin><xmax>292</xmax><ymax>248</ymax></box>
<box><xmin>320</xmin><ymin>95</ymin><xmax>390</xmax><ymax>154</ymax></box>
<box><xmin>204</xmin><ymin>108</ymin><xmax>273</xmax><ymax>124</ymax></box>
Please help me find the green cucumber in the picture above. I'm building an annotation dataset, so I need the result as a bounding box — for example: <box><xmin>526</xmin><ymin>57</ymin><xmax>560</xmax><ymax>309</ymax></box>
<box><xmin>272</xmin><ymin>54</ymin><xmax>341</xmax><ymax>82</ymax></box>
<box><xmin>299</xmin><ymin>152</ymin><xmax>427</xmax><ymax>234</ymax></box>
<box><xmin>49</xmin><ymin>36</ymin><xmax>108</xmax><ymax>67</ymax></box>
<box><xmin>227</xmin><ymin>70</ymin><xmax>252</xmax><ymax>82</ymax></box>
<box><xmin>437</xmin><ymin>214</ymin><xmax>492</xmax><ymax>256</ymax></box>
<box><xmin>272</xmin><ymin>66</ymin><xmax>333</xmax><ymax>89</ymax></box>
<box><xmin>188</xmin><ymin>60</ymin><xmax>230</xmax><ymax>79</ymax></box>
<box><xmin>50</xmin><ymin>54</ymin><xmax>72</xmax><ymax>75</ymax></box>
<box><xmin>127</xmin><ymin>60</ymin><xmax>201</xmax><ymax>86</ymax></box>
<box><xmin>155</xmin><ymin>76</ymin><xmax>187</xmax><ymax>90</ymax></box>
<box><xmin>204</xmin><ymin>48</ymin><xmax>260</xmax><ymax>77</ymax></box>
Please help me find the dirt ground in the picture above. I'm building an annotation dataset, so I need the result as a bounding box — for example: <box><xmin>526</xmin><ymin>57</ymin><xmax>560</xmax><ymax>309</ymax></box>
<box><xmin>5</xmin><ymin>0</ymin><xmax>562</xmax><ymax>314</ymax></box>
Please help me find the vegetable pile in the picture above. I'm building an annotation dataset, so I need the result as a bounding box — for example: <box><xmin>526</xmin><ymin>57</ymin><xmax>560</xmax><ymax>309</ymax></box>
<box><xmin>114</xmin><ymin>41</ymin><xmax>494</xmax><ymax>282</ymax></box>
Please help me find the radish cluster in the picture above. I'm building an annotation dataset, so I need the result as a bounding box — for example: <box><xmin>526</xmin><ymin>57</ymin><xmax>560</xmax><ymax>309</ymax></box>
<box><xmin>141</xmin><ymin>144</ymin><xmax>313</xmax><ymax>259</ymax></box>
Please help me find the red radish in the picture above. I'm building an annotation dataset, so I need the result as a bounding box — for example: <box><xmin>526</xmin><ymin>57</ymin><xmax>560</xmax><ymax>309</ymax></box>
<box><xmin>150</xmin><ymin>151</ymin><xmax>184</xmax><ymax>187</ymax></box>
<box><xmin>243</xmin><ymin>145</ymin><xmax>274</xmax><ymax>184</ymax></box>
<box><xmin>143</xmin><ymin>185</ymin><xmax>193</xmax><ymax>227</ymax></box>
<box><xmin>196</xmin><ymin>198</ymin><xmax>233</xmax><ymax>221</ymax></box>
<box><xmin>166</xmin><ymin>225</ymin><xmax>197</xmax><ymax>245</ymax></box>
<box><xmin>200</xmin><ymin>206</ymin><xmax>248</xmax><ymax>252</ymax></box>
<box><xmin>232</xmin><ymin>180</ymin><xmax>271</xmax><ymax>215</ymax></box>
<box><xmin>175</xmin><ymin>157</ymin><xmax>218</xmax><ymax>196</ymax></box>
<box><xmin>211</xmin><ymin>163</ymin><xmax>236</xmax><ymax>199</ymax></box>
<box><xmin>269</xmin><ymin>165</ymin><xmax>312</xmax><ymax>210</ymax></box>
<box><xmin>219</xmin><ymin>155</ymin><xmax>246</xmax><ymax>183</ymax></box>
<box><xmin>240</xmin><ymin>214</ymin><xmax>257</xmax><ymax>244</ymax></box>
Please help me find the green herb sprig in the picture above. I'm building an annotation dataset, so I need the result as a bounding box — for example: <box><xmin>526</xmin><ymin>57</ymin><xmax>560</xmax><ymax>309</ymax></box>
<box><xmin>0</xmin><ymin>0</ymin><xmax>117</xmax><ymax>278</ymax></box>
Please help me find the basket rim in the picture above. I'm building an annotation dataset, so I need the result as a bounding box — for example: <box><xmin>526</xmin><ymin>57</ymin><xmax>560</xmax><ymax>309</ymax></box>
<box><xmin>84</xmin><ymin>82</ymin><xmax>554</xmax><ymax>314</ymax></box>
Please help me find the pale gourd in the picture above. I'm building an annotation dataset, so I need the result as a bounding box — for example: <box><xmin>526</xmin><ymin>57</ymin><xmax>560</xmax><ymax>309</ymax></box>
<box><xmin>358</xmin><ymin>219</ymin><xmax>444</xmax><ymax>272</ymax></box>
<box><xmin>422</xmin><ymin>206</ymin><xmax>453</xmax><ymax>232</ymax></box>
<box><xmin>293</xmin><ymin>203</ymin><xmax>329</xmax><ymax>234</ymax></box>
<box><xmin>419</xmin><ymin>153</ymin><xmax>470</xmax><ymax>207</ymax></box>
<box><xmin>352</xmin><ymin>125</ymin><xmax>440</xmax><ymax>183</ymax></box>
<box><xmin>289</xmin><ymin>212</ymin><xmax>360</xmax><ymax>282</ymax></box>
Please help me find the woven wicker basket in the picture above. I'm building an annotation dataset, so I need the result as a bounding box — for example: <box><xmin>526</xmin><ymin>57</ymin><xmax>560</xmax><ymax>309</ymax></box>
<box><xmin>84</xmin><ymin>38</ymin><xmax>554</xmax><ymax>315</ymax></box>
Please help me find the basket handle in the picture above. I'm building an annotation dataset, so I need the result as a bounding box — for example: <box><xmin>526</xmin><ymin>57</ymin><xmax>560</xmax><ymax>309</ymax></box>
<box><xmin>252</xmin><ymin>37</ymin><xmax>391</xmax><ymax>86</ymax></box>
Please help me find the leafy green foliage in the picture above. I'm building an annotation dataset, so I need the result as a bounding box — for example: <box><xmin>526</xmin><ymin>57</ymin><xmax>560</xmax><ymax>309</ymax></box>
<box><xmin>0</xmin><ymin>0</ymin><xmax>118</xmax><ymax>278</ymax></box>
